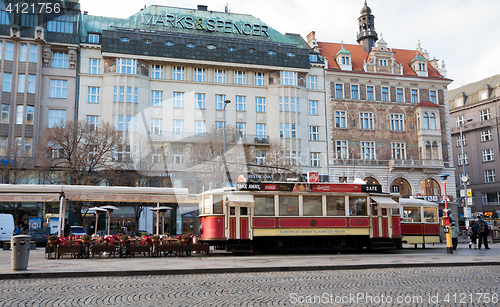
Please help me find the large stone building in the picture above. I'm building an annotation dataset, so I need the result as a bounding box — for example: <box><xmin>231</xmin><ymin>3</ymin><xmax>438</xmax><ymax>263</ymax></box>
<box><xmin>449</xmin><ymin>74</ymin><xmax>500</xmax><ymax>217</ymax></box>
<box><xmin>307</xmin><ymin>2</ymin><xmax>457</xmax><ymax>219</ymax></box>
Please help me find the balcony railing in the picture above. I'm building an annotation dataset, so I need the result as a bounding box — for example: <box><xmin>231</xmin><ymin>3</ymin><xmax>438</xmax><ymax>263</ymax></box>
<box><xmin>389</xmin><ymin>159</ymin><xmax>444</xmax><ymax>172</ymax></box>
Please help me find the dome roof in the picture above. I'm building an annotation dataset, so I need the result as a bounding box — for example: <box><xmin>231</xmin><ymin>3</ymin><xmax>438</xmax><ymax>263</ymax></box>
<box><xmin>361</xmin><ymin>1</ymin><xmax>372</xmax><ymax>14</ymax></box>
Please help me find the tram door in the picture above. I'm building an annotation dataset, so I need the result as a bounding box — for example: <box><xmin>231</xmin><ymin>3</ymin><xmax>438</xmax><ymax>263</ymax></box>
<box><xmin>228</xmin><ymin>206</ymin><xmax>250</xmax><ymax>240</ymax></box>
<box><xmin>370</xmin><ymin>203</ymin><xmax>391</xmax><ymax>238</ymax></box>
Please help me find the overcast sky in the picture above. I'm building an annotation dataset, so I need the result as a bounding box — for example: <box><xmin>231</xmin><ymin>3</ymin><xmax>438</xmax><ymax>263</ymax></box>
<box><xmin>80</xmin><ymin>0</ymin><xmax>500</xmax><ymax>89</ymax></box>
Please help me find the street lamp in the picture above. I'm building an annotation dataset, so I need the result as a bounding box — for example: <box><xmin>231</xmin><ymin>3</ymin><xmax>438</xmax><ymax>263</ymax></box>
<box><xmin>223</xmin><ymin>99</ymin><xmax>231</xmax><ymax>186</ymax></box>
<box><xmin>459</xmin><ymin>118</ymin><xmax>473</xmax><ymax>229</ymax></box>
<box><xmin>440</xmin><ymin>174</ymin><xmax>452</xmax><ymax>254</ymax></box>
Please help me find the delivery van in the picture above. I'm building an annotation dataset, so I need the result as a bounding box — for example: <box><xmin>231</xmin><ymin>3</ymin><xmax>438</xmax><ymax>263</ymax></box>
<box><xmin>0</xmin><ymin>214</ymin><xmax>15</xmax><ymax>245</ymax></box>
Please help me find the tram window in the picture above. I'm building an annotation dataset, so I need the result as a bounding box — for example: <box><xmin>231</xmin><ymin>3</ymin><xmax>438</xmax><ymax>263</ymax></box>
<box><xmin>326</xmin><ymin>196</ymin><xmax>345</xmax><ymax>216</ymax></box>
<box><xmin>303</xmin><ymin>196</ymin><xmax>322</xmax><ymax>216</ymax></box>
<box><xmin>349</xmin><ymin>197</ymin><xmax>367</xmax><ymax>216</ymax></box>
<box><xmin>213</xmin><ymin>195</ymin><xmax>223</xmax><ymax>214</ymax></box>
<box><xmin>240</xmin><ymin>207</ymin><xmax>248</xmax><ymax>216</ymax></box>
<box><xmin>403</xmin><ymin>207</ymin><xmax>421</xmax><ymax>222</ymax></box>
<box><xmin>391</xmin><ymin>208</ymin><xmax>400</xmax><ymax>216</ymax></box>
<box><xmin>254</xmin><ymin>196</ymin><xmax>274</xmax><ymax>216</ymax></box>
<box><xmin>279</xmin><ymin>196</ymin><xmax>299</xmax><ymax>216</ymax></box>
<box><xmin>230</xmin><ymin>207</ymin><xmax>236</xmax><ymax>216</ymax></box>
<box><xmin>423</xmin><ymin>207</ymin><xmax>437</xmax><ymax>223</ymax></box>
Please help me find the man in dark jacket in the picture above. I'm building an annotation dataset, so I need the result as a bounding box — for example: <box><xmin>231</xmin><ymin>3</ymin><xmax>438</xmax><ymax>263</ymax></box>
<box><xmin>469</xmin><ymin>220</ymin><xmax>478</xmax><ymax>249</ymax></box>
<box><xmin>476</xmin><ymin>215</ymin><xmax>490</xmax><ymax>249</ymax></box>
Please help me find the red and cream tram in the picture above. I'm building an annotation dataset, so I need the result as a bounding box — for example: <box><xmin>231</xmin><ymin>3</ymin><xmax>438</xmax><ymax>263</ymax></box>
<box><xmin>199</xmin><ymin>182</ymin><xmax>403</xmax><ymax>253</ymax></box>
<box><xmin>399</xmin><ymin>198</ymin><xmax>440</xmax><ymax>248</ymax></box>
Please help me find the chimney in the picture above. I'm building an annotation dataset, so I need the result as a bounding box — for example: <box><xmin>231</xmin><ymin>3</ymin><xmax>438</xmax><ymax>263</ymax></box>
<box><xmin>83</xmin><ymin>11</ymin><xmax>88</xmax><ymax>15</ymax></box>
<box><xmin>307</xmin><ymin>31</ymin><xmax>316</xmax><ymax>44</ymax></box>
<box><xmin>197</xmin><ymin>5</ymin><xmax>208</xmax><ymax>11</ymax></box>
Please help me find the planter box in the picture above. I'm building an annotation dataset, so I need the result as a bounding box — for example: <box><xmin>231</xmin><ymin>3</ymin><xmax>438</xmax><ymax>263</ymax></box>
<box><xmin>128</xmin><ymin>245</ymin><xmax>151</xmax><ymax>257</ymax></box>
<box><xmin>158</xmin><ymin>244</ymin><xmax>183</xmax><ymax>256</ymax></box>
<box><xmin>57</xmin><ymin>245</ymin><xmax>82</xmax><ymax>258</ymax></box>
<box><xmin>90</xmin><ymin>245</ymin><xmax>117</xmax><ymax>258</ymax></box>
<box><xmin>187</xmin><ymin>244</ymin><xmax>210</xmax><ymax>256</ymax></box>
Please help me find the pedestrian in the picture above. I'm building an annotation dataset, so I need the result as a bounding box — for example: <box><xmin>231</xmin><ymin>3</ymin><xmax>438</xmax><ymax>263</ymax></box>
<box><xmin>15</xmin><ymin>224</ymin><xmax>20</xmax><ymax>235</ymax></box>
<box><xmin>468</xmin><ymin>221</ymin><xmax>478</xmax><ymax>249</ymax></box>
<box><xmin>450</xmin><ymin>222</ymin><xmax>459</xmax><ymax>250</ymax></box>
<box><xmin>476</xmin><ymin>215</ymin><xmax>490</xmax><ymax>249</ymax></box>
<box><xmin>64</xmin><ymin>218</ymin><xmax>71</xmax><ymax>237</ymax></box>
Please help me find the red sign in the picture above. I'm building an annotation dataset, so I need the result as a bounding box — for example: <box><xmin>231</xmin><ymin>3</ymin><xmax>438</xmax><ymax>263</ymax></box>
<box><xmin>308</xmin><ymin>172</ymin><xmax>319</xmax><ymax>183</ymax></box>
<box><xmin>263</xmin><ymin>184</ymin><xmax>277</xmax><ymax>191</ymax></box>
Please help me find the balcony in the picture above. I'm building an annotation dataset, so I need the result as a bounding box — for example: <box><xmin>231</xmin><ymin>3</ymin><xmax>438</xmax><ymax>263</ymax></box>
<box><xmin>332</xmin><ymin>159</ymin><xmax>388</xmax><ymax>166</ymax></box>
<box><xmin>389</xmin><ymin>159</ymin><xmax>444</xmax><ymax>173</ymax></box>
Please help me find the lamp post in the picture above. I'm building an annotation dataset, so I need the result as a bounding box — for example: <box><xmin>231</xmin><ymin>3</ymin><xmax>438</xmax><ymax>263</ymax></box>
<box><xmin>440</xmin><ymin>174</ymin><xmax>452</xmax><ymax>254</ymax></box>
<box><xmin>459</xmin><ymin>118</ymin><xmax>473</xmax><ymax>229</ymax></box>
<box><xmin>223</xmin><ymin>99</ymin><xmax>231</xmax><ymax>186</ymax></box>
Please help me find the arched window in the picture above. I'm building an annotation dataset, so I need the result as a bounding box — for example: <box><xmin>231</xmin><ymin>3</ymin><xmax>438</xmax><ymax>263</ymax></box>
<box><xmin>425</xmin><ymin>141</ymin><xmax>431</xmax><ymax>159</ymax></box>
<box><xmin>419</xmin><ymin>178</ymin><xmax>441</xmax><ymax>197</ymax></box>
<box><xmin>364</xmin><ymin>177</ymin><xmax>380</xmax><ymax>185</ymax></box>
<box><xmin>390</xmin><ymin>177</ymin><xmax>412</xmax><ymax>198</ymax></box>
<box><xmin>423</xmin><ymin>113</ymin><xmax>429</xmax><ymax>129</ymax></box>
<box><xmin>432</xmin><ymin>141</ymin><xmax>438</xmax><ymax>159</ymax></box>
<box><xmin>430</xmin><ymin>113</ymin><xmax>436</xmax><ymax>129</ymax></box>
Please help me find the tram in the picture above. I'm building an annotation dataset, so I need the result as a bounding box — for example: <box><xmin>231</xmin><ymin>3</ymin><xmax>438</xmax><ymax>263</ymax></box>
<box><xmin>198</xmin><ymin>182</ymin><xmax>403</xmax><ymax>253</ymax></box>
<box><xmin>399</xmin><ymin>198</ymin><xmax>440</xmax><ymax>248</ymax></box>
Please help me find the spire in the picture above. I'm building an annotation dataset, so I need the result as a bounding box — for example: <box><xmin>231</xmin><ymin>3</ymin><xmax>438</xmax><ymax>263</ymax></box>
<box><xmin>356</xmin><ymin>1</ymin><xmax>378</xmax><ymax>53</ymax></box>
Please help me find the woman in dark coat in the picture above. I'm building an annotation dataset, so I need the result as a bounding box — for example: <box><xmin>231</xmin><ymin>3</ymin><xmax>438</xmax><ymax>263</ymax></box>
<box><xmin>469</xmin><ymin>220</ymin><xmax>478</xmax><ymax>249</ymax></box>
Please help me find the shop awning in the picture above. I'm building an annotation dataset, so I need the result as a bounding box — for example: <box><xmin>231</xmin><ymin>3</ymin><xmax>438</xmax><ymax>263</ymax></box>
<box><xmin>226</xmin><ymin>194</ymin><xmax>255</xmax><ymax>207</ymax></box>
<box><xmin>0</xmin><ymin>194</ymin><xmax>60</xmax><ymax>202</ymax></box>
<box><xmin>370</xmin><ymin>196</ymin><xmax>399</xmax><ymax>209</ymax></box>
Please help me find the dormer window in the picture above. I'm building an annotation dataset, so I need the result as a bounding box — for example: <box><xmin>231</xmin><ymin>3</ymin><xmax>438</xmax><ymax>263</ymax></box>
<box><xmin>418</xmin><ymin>63</ymin><xmax>426</xmax><ymax>71</ymax></box>
<box><xmin>455</xmin><ymin>97</ymin><xmax>464</xmax><ymax>107</ymax></box>
<box><xmin>480</xmin><ymin>91</ymin><xmax>488</xmax><ymax>100</ymax></box>
<box><xmin>336</xmin><ymin>43</ymin><xmax>352</xmax><ymax>71</ymax></box>
<box><xmin>342</xmin><ymin>57</ymin><xmax>349</xmax><ymax>65</ymax></box>
<box><xmin>411</xmin><ymin>52</ymin><xmax>428</xmax><ymax>76</ymax></box>
<box><xmin>379</xmin><ymin>59</ymin><xmax>387</xmax><ymax>66</ymax></box>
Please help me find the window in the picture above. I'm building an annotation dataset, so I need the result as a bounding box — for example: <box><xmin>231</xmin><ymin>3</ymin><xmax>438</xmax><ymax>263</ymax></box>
<box><xmin>194</xmin><ymin>68</ymin><xmax>205</xmax><ymax>82</ymax></box>
<box><xmin>280</xmin><ymin>123</ymin><xmax>288</xmax><ymax>138</ymax></box>
<box><xmin>379</xmin><ymin>59</ymin><xmax>387</xmax><ymax>66</ymax></box>
<box><xmin>255</xmin><ymin>150</ymin><xmax>266</xmax><ymax>165</ymax></box>
<box><xmin>482</xmin><ymin>149</ymin><xmax>494</xmax><ymax>162</ymax></box>
<box><xmin>235</xmin><ymin>71</ymin><xmax>245</xmax><ymax>85</ymax></box>
<box><xmin>309</xmin><ymin>126</ymin><xmax>319</xmax><ymax>141</ymax></box>
<box><xmin>336</xmin><ymin>140</ymin><xmax>348</xmax><ymax>159</ymax></box>
<box><xmin>172</xmin><ymin>148</ymin><xmax>184</xmax><ymax>164</ymax></box>
<box><xmin>423</xmin><ymin>113</ymin><xmax>429</xmax><ymax>129</ymax></box>
<box><xmin>403</xmin><ymin>207</ymin><xmax>421</xmax><ymax>223</ymax></box>
<box><xmin>430</xmin><ymin>113</ymin><xmax>436</xmax><ymax>129</ymax></box>
<box><xmin>310</xmin><ymin>152</ymin><xmax>321</xmax><ymax>167</ymax></box>
<box><xmin>309</xmin><ymin>100</ymin><xmax>318</xmax><ymax>115</ymax></box>
<box><xmin>367</xmin><ymin>86</ymin><xmax>374</xmax><ymax>101</ymax></box>
<box><xmin>481</xmin><ymin>130</ymin><xmax>492</xmax><ymax>142</ymax></box>
<box><xmin>165</xmin><ymin>41</ymin><xmax>174</xmax><ymax>46</ymax></box>
<box><xmin>186</xmin><ymin>43</ymin><xmax>195</xmax><ymax>48</ymax></box>
<box><xmin>327</xmin><ymin>196</ymin><xmax>345</xmax><ymax>216</ymax></box>
<box><xmin>52</xmin><ymin>52</ymin><xmax>69</xmax><ymax>68</ymax></box>
<box><xmin>214</xmin><ymin>121</ymin><xmax>224</xmax><ymax>131</ymax></box>
<box><xmin>151</xmin><ymin>147</ymin><xmax>162</xmax><ymax>164</ymax></box>
<box><xmin>236</xmin><ymin>122</ymin><xmax>246</xmax><ymax>136</ymax></box>
<box><xmin>235</xmin><ymin>96</ymin><xmax>245</xmax><ymax>111</ymax></box>
<box><xmin>14</xmin><ymin>137</ymin><xmax>21</xmax><ymax>156</ymax></box>
<box><xmin>256</xmin><ymin>124</ymin><xmax>266</xmax><ymax>138</ymax></box>
<box><xmin>215</xmin><ymin>94</ymin><xmax>225</xmax><ymax>110</ymax></box>
<box><xmin>117</xmin><ymin>58</ymin><xmax>136</xmax><ymax>74</ymax></box>
<box><xmin>484</xmin><ymin>169</ymin><xmax>496</xmax><ymax>183</ymax></box>
<box><xmin>309</xmin><ymin>54</ymin><xmax>318</xmax><ymax>62</ymax></box>
<box><xmin>390</xmin><ymin>114</ymin><xmax>404</xmax><ymax>131</ymax></box>
<box><xmin>151</xmin><ymin>91</ymin><xmax>163</xmax><ymax>107</ymax></box>
<box><xmin>396</xmin><ymin>88</ymin><xmax>404</xmax><ymax>102</ymax></box>
<box><xmin>16</xmin><ymin>105</ymin><xmax>23</xmax><ymax>124</ymax></box>
<box><xmin>89</xmin><ymin>59</ymin><xmax>101</xmax><ymax>74</ymax></box>
<box><xmin>19</xmin><ymin>44</ymin><xmax>27</xmax><ymax>62</ymax></box>
<box><xmin>173</xmin><ymin>66</ymin><xmax>184</xmax><ymax>80</ymax></box>
<box><xmin>24</xmin><ymin>137</ymin><xmax>32</xmax><ymax>157</ymax></box>
<box><xmin>27</xmin><ymin>75</ymin><xmax>35</xmax><ymax>94</ymax></box>
<box><xmin>126</xmin><ymin>116</ymin><xmax>137</xmax><ymax>132</ymax></box>
<box><xmin>3</xmin><ymin>73</ymin><xmax>11</xmax><ymax>92</ymax></box>
<box><xmin>254</xmin><ymin>196</ymin><xmax>274</xmax><ymax>216</ymax></box>
<box><xmin>430</xmin><ymin>90</ymin><xmax>437</xmax><ymax>104</ymax></box>
<box><xmin>381</xmin><ymin>87</ymin><xmax>389</xmax><ymax>102</ymax></box>
<box><xmin>303</xmin><ymin>196</ymin><xmax>322</xmax><ymax>216</ymax></box>
<box><xmin>255</xmin><ymin>97</ymin><xmax>266</xmax><ymax>112</ymax></box>
<box><xmin>113</xmin><ymin>115</ymin><xmax>125</xmax><ymax>131</ymax></box>
<box><xmin>361</xmin><ymin>141</ymin><xmax>375</xmax><ymax>159</ymax></box>
<box><xmin>291</xmin><ymin>124</ymin><xmax>300</xmax><ymax>139</ymax></box>
<box><xmin>29</xmin><ymin>45</ymin><xmax>37</xmax><ymax>63</ymax></box>
<box><xmin>50</xmin><ymin>80</ymin><xmax>67</xmax><ymax>98</ymax></box>
<box><xmin>88</xmin><ymin>34</ymin><xmax>100</xmax><ymax>43</ymax></box>
<box><xmin>195</xmin><ymin>93</ymin><xmax>205</xmax><ymax>109</ymax></box>
<box><xmin>254</xmin><ymin>72</ymin><xmax>265</xmax><ymax>86</ymax></box>
<box><xmin>456</xmin><ymin>135</ymin><xmax>466</xmax><ymax>147</ymax></box>
<box><xmin>308</xmin><ymin>76</ymin><xmax>317</xmax><ymax>90</ymax></box>
<box><xmin>349</xmin><ymin>197</ymin><xmax>367</xmax><ymax>216</ymax></box>
<box><xmin>281</xmin><ymin>71</ymin><xmax>296</xmax><ymax>86</ymax></box>
<box><xmin>480</xmin><ymin>109</ymin><xmax>491</xmax><ymax>121</ymax></box>
<box><xmin>455</xmin><ymin>115</ymin><xmax>465</xmax><ymax>127</ymax></box>
<box><xmin>342</xmin><ymin>56</ymin><xmax>350</xmax><ymax>65</ymax></box>
<box><xmin>173</xmin><ymin>92</ymin><xmax>184</xmax><ymax>108</ymax></box>
<box><xmin>0</xmin><ymin>137</ymin><xmax>7</xmax><ymax>156</ymax></box>
<box><xmin>351</xmin><ymin>85</ymin><xmax>359</xmax><ymax>100</ymax></box>
<box><xmin>411</xmin><ymin>89</ymin><xmax>418</xmax><ymax>103</ymax></box>
<box><xmin>17</xmin><ymin>75</ymin><xmax>25</xmax><ymax>93</ymax></box>
<box><xmin>334</xmin><ymin>111</ymin><xmax>346</xmax><ymax>128</ymax></box>
<box><xmin>214</xmin><ymin>69</ymin><xmax>225</xmax><ymax>83</ymax></box>
<box><xmin>87</xmin><ymin>87</ymin><xmax>100</xmax><ymax>103</ymax></box>
<box><xmin>335</xmin><ymin>84</ymin><xmax>343</xmax><ymax>98</ymax></box>
<box><xmin>391</xmin><ymin>142</ymin><xmax>406</xmax><ymax>159</ymax></box>
<box><xmin>1</xmin><ymin>104</ymin><xmax>9</xmax><ymax>124</ymax></box>
<box><xmin>87</xmin><ymin>115</ymin><xmax>98</xmax><ymax>130</ymax></box>
<box><xmin>25</xmin><ymin>106</ymin><xmax>34</xmax><ymax>125</ymax></box>
<box><xmin>194</xmin><ymin>121</ymin><xmax>205</xmax><ymax>135</ymax></box>
<box><xmin>151</xmin><ymin>64</ymin><xmax>163</xmax><ymax>79</ymax></box>
<box><xmin>5</xmin><ymin>42</ymin><xmax>13</xmax><ymax>61</ymax></box>
<box><xmin>359</xmin><ymin>112</ymin><xmax>373</xmax><ymax>129</ymax></box>
<box><xmin>458</xmin><ymin>153</ymin><xmax>468</xmax><ymax>166</ymax></box>
<box><xmin>173</xmin><ymin>120</ymin><xmax>183</xmax><ymax>135</ymax></box>
<box><xmin>267</xmin><ymin>50</ymin><xmax>276</xmax><ymax>55</ymax></box>
<box><xmin>150</xmin><ymin>119</ymin><xmax>162</xmax><ymax>135</ymax></box>
<box><xmin>47</xmin><ymin>15</ymin><xmax>75</xmax><ymax>33</ymax></box>
<box><xmin>48</xmin><ymin>109</ymin><xmax>66</xmax><ymax>128</ymax></box>
<box><xmin>113</xmin><ymin>86</ymin><xmax>137</xmax><ymax>103</ymax></box>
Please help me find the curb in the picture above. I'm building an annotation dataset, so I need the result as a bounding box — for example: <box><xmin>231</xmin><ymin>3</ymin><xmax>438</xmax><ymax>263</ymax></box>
<box><xmin>1</xmin><ymin>261</ymin><xmax>500</xmax><ymax>280</ymax></box>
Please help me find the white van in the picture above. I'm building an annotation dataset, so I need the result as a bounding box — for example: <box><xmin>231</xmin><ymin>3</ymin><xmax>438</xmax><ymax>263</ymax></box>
<box><xmin>0</xmin><ymin>214</ymin><xmax>15</xmax><ymax>244</ymax></box>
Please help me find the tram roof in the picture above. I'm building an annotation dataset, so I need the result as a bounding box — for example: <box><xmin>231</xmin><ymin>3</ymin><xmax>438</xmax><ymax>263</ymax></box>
<box><xmin>399</xmin><ymin>198</ymin><xmax>439</xmax><ymax>207</ymax></box>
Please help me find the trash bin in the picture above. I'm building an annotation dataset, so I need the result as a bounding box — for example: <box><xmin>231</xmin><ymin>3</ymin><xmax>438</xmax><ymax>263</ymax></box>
<box><xmin>11</xmin><ymin>235</ymin><xmax>31</xmax><ymax>270</ymax></box>
<box><xmin>192</xmin><ymin>236</ymin><xmax>198</xmax><ymax>254</ymax></box>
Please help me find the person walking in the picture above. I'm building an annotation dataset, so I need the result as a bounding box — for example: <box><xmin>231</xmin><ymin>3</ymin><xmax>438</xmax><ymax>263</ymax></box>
<box><xmin>468</xmin><ymin>220</ymin><xmax>478</xmax><ymax>249</ymax></box>
<box><xmin>476</xmin><ymin>215</ymin><xmax>490</xmax><ymax>249</ymax></box>
<box><xmin>450</xmin><ymin>222</ymin><xmax>459</xmax><ymax>250</ymax></box>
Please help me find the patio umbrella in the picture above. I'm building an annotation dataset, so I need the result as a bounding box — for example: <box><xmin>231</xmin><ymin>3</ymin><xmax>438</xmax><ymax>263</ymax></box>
<box><xmin>100</xmin><ymin>205</ymin><xmax>119</xmax><ymax>236</ymax></box>
<box><xmin>149</xmin><ymin>206</ymin><xmax>173</xmax><ymax>236</ymax></box>
<box><xmin>88</xmin><ymin>207</ymin><xmax>107</xmax><ymax>236</ymax></box>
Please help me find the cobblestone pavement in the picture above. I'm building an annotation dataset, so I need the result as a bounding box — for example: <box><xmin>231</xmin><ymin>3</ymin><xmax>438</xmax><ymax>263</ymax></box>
<box><xmin>1</xmin><ymin>266</ymin><xmax>499</xmax><ymax>306</ymax></box>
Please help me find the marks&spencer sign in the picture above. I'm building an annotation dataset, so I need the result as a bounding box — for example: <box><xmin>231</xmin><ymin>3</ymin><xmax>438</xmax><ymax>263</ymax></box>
<box><xmin>142</xmin><ymin>13</ymin><xmax>269</xmax><ymax>37</ymax></box>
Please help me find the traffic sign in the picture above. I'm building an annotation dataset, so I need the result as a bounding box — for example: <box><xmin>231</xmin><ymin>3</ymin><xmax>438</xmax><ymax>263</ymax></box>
<box><xmin>460</xmin><ymin>189</ymin><xmax>465</xmax><ymax>197</ymax></box>
<box><xmin>464</xmin><ymin>207</ymin><xmax>472</xmax><ymax>218</ymax></box>
<box><xmin>467</xmin><ymin>189</ymin><xmax>472</xmax><ymax>197</ymax></box>
<box><xmin>467</xmin><ymin>198</ymin><xmax>473</xmax><ymax>206</ymax></box>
